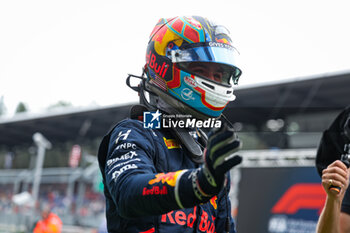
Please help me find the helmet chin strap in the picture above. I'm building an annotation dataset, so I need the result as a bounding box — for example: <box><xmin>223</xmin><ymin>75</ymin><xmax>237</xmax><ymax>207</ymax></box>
<box><xmin>145</xmin><ymin>81</ymin><xmax>211</xmax><ymax>121</ymax></box>
<box><xmin>146</xmin><ymin>83</ymin><xmax>209</xmax><ymax>163</ymax></box>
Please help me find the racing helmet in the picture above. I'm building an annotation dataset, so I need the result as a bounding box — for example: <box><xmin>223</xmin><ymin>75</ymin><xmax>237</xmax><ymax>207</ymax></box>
<box><xmin>144</xmin><ymin>16</ymin><xmax>242</xmax><ymax>119</ymax></box>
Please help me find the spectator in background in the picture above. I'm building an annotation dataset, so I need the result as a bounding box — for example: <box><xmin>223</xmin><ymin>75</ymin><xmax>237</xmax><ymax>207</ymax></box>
<box><xmin>33</xmin><ymin>205</ymin><xmax>62</xmax><ymax>233</ymax></box>
<box><xmin>4</xmin><ymin>151</ymin><xmax>14</xmax><ymax>169</ymax></box>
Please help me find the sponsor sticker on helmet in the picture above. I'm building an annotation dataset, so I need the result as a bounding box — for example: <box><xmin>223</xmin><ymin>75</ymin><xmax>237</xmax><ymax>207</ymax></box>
<box><xmin>184</xmin><ymin>16</ymin><xmax>202</xmax><ymax>29</ymax></box>
<box><xmin>181</xmin><ymin>88</ymin><xmax>195</xmax><ymax>101</ymax></box>
<box><xmin>184</xmin><ymin>76</ymin><xmax>197</xmax><ymax>88</ymax></box>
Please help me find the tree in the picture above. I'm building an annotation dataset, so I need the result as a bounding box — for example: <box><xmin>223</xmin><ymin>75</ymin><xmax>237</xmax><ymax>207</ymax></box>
<box><xmin>0</xmin><ymin>96</ymin><xmax>6</xmax><ymax>116</ymax></box>
<box><xmin>47</xmin><ymin>100</ymin><xmax>72</xmax><ymax>110</ymax></box>
<box><xmin>15</xmin><ymin>102</ymin><xmax>28</xmax><ymax>114</ymax></box>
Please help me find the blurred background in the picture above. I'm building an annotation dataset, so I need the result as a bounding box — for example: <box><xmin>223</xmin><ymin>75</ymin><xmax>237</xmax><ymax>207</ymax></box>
<box><xmin>1</xmin><ymin>0</ymin><xmax>350</xmax><ymax>232</ymax></box>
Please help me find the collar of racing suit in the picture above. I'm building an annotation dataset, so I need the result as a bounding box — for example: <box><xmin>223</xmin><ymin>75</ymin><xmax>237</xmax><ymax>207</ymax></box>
<box><xmin>129</xmin><ymin>102</ymin><xmax>207</xmax><ymax>164</ymax></box>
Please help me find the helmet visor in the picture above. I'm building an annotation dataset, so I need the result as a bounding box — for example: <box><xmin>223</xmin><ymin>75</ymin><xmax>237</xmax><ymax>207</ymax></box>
<box><xmin>168</xmin><ymin>44</ymin><xmax>242</xmax><ymax>84</ymax></box>
<box><xmin>177</xmin><ymin>62</ymin><xmax>236</xmax><ymax>87</ymax></box>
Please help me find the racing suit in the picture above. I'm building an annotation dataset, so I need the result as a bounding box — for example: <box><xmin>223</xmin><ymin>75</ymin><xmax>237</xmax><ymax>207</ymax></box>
<box><xmin>342</xmin><ymin>185</ymin><xmax>350</xmax><ymax>214</ymax></box>
<box><xmin>98</xmin><ymin>118</ymin><xmax>236</xmax><ymax>233</ymax></box>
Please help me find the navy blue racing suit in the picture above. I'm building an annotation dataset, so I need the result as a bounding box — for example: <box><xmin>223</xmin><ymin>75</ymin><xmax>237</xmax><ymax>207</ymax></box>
<box><xmin>341</xmin><ymin>183</ymin><xmax>350</xmax><ymax>214</ymax></box>
<box><xmin>98</xmin><ymin>118</ymin><xmax>236</xmax><ymax>233</ymax></box>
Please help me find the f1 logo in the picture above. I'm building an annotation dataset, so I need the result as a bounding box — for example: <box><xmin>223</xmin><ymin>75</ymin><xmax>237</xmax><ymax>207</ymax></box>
<box><xmin>144</xmin><ymin>110</ymin><xmax>161</xmax><ymax>129</ymax></box>
<box><xmin>271</xmin><ymin>183</ymin><xmax>326</xmax><ymax>215</ymax></box>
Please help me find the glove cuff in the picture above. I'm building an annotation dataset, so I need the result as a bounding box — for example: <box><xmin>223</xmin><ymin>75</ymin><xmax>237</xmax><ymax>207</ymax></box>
<box><xmin>192</xmin><ymin>168</ymin><xmax>213</xmax><ymax>201</ymax></box>
<box><xmin>175</xmin><ymin>169</ymin><xmax>214</xmax><ymax>208</ymax></box>
<box><xmin>202</xmin><ymin>164</ymin><xmax>218</xmax><ymax>187</ymax></box>
<box><xmin>197</xmin><ymin>166</ymin><xmax>224</xmax><ymax>197</ymax></box>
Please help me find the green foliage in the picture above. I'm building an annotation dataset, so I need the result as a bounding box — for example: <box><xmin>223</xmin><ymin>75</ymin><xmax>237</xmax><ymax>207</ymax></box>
<box><xmin>15</xmin><ymin>102</ymin><xmax>28</xmax><ymax>114</ymax></box>
<box><xmin>47</xmin><ymin>100</ymin><xmax>72</xmax><ymax>110</ymax></box>
<box><xmin>0</xmin><ymin>96</ymin><xmax>6</xmax><ymax>116</ymax></box>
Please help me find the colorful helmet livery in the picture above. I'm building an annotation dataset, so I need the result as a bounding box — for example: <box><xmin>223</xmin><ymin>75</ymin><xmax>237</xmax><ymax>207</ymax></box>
<box><xmin>145</xmin><ymin>16</ymin><xmax>242</xmax><ymax>119</ymax></box>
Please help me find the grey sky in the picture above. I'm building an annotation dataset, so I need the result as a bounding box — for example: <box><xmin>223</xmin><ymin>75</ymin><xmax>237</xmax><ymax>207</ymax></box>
<box><xmin>1</xmin><ymin>0</ymin><xmax>350</xmax><ymax>116</ymax></box>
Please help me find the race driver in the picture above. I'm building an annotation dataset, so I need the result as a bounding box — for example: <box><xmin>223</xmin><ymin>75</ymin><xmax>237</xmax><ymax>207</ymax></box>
<box><xmin>98</xmin><ymin>16</ymin><xmax>243</xmax><ymax>233</ymax></box>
